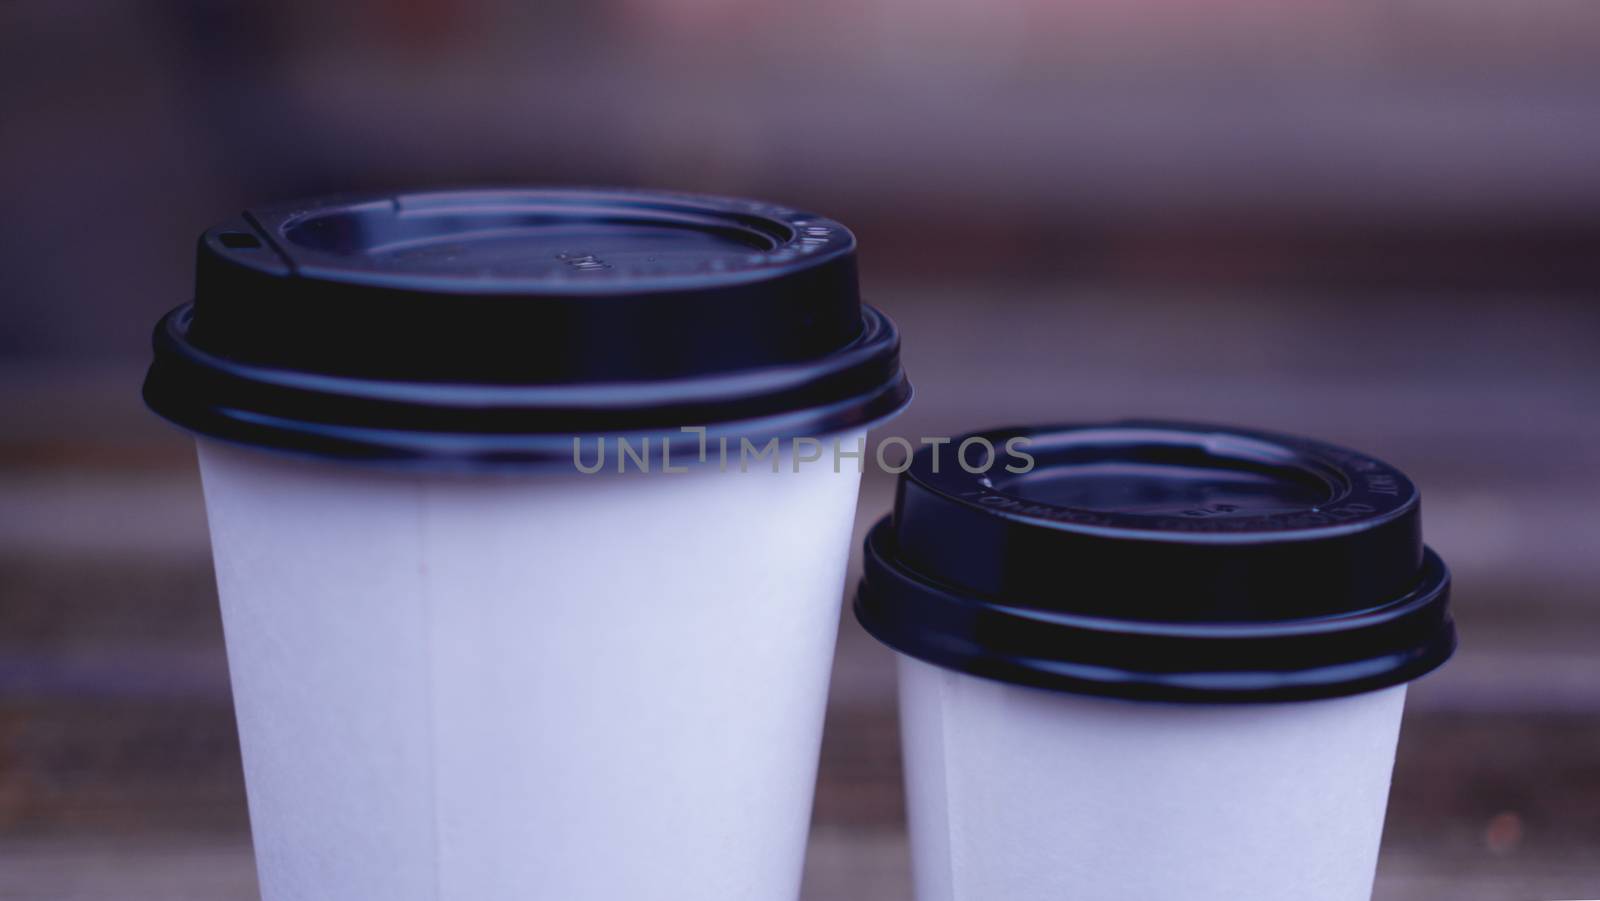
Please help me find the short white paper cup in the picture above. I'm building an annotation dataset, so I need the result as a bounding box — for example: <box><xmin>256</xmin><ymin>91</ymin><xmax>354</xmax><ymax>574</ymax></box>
<box><xmin>855</xmin><ymin>422</ymin><xmax>1456</xmax><ymax>901</ymax></box>
<box><xmin>199</xmin><ymin>434</ymin><xmax>866</xmax><ymax>901</ymax></box>
<box><xmin>897</xmin><ymin>656</ymin><xmax>1407</xmax><ymax>901</ymax></box>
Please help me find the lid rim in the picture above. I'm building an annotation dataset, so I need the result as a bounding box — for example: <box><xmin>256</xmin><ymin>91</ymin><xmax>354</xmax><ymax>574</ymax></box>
<box><xmin>144</xmin><ymin>305</ymin><xmax>911</xmax><ymax>470</ymax></box>
<box><xmin>857</xmin><ymin>518</ymin><xmax>1456</xmax><ymax>703</ymax></box>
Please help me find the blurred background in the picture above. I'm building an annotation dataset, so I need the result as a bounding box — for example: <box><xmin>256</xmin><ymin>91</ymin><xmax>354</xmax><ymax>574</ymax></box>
<box><xmin>2</xmin><ymin>1</ymin><xmax>1598</xmax><ymax>898</ymax></box>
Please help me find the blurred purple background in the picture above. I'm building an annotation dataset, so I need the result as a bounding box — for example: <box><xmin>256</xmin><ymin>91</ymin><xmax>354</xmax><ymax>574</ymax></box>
<box><xmin>2</xmin><ymin>1</ymin><xmax>1598</xmax><ymax>898</ymax></box>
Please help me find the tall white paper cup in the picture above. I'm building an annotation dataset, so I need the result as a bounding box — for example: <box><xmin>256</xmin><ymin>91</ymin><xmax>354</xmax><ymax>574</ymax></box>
<box><xmin>198</xmin><ymin>435</ymin><xmax>866</xmax><ymax>900</ymax></box>
<box><xmin>897</xmin><ymin>656</ymin><xmax>1407</xmax><ymax>901</ymax></box>
<box><xmin>145</xmin><ymin>189</ymin><xmax>912</xmax><ymax>900</ymax></box>
<box><xmin>855</xmin><ymin>423</ymin><xmax>1456</xmax><ymax>901</ymax></box>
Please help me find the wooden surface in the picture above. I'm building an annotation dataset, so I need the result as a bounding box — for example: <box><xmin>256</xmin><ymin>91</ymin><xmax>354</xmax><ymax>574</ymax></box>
<box><xmin>1</xmin><ymin>285</ymin><xmax>1597</xmax><ymax>899</ymax></box>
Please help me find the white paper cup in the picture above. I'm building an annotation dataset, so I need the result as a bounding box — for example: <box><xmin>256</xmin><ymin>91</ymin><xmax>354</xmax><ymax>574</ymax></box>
<box><xmin>855</xmin><ymin>423</ymin><xmax>1455</xmax><ymax>901</ymax></box>
<box><xmin>897</xmin><ymin>657</ymin><xmax>1406</xmax><ymax>901</ymax></box>
<box><xmin>145</xmin><ymin>189</ymin><xmax>911</xmax><ymax>900</ymax></box>
<box><xmin>198</xmin><ymin>435</ymin><xmax>866</xmax><ymax>900</ymax></box>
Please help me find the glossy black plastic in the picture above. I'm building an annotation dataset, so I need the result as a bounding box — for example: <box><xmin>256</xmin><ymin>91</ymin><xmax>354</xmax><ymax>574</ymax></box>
<box><xmin>855</xmin><ymin>422</ymin><xmax>1456</xmax><ymax>702</ymax></box>
<box><xmin>144</xmin><ymin>188</ymin><xmax>911</xmax><ymax>467</ymax></box>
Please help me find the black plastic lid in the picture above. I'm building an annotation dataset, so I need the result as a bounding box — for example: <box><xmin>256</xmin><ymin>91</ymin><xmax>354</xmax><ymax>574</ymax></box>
<box><xmin>144</xmin><ymin>188</ymin><xmax>910</xmax><ymax>468</ymax></box>
<box><xmin>855</xmin><ymin>422</ymin><xmax>1455</xmax><ymax>702</ymax></box>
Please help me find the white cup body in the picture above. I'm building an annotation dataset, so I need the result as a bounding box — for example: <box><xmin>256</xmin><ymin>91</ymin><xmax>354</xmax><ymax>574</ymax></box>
<box><xmin>896</xmin><ymin>655</ymin><xmax>1407</xmax><ymax>901</ymax></box>
<box><xmin>196</xmin><ymin>434</ymin><xmax>867</xmax><ymax>901</ymax></box>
